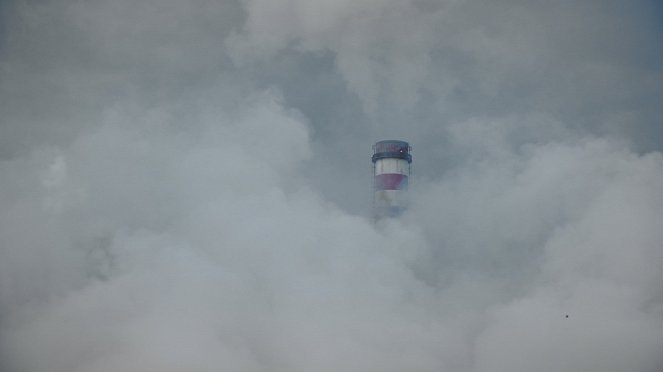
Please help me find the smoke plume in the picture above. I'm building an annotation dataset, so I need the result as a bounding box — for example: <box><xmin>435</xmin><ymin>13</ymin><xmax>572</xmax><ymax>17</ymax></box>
<box><xmin>1</xmin><ymin>0</ymin><xmax>662</xmax><ymax>371</ymax></box>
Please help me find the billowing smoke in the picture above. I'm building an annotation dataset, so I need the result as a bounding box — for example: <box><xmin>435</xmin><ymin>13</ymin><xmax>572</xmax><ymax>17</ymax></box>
<box><xmin>1</xmin><ymin>0</ymin><xmax>662</xmax><ymax>371</ymax></box>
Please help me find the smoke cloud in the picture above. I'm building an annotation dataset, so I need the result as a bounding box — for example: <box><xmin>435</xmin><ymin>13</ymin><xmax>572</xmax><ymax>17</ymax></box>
<box><xmin>1</xmin><ymin>0</ymin><xmax>662</xmax><ymax>371</ymax></box>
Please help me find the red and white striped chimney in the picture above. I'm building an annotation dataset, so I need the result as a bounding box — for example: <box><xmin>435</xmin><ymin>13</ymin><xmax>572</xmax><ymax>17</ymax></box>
<box><xmin>372</xmin><ymin>140</ymin><xmax>412</xmax><ymax>219</ymax></box>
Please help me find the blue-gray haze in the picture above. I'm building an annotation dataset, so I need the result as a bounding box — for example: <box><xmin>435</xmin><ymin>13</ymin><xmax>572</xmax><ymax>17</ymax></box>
<box><xmin>1</xmin><ymin>0</ymin><xmax>662</xmax><ymax>371</ymax></box>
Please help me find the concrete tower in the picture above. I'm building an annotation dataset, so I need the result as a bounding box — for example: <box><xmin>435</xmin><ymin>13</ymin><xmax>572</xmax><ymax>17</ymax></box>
<box><xmin>372</xmin><ymin>140</ymin><xmax>412</xmax><ymax>219</ymax></box>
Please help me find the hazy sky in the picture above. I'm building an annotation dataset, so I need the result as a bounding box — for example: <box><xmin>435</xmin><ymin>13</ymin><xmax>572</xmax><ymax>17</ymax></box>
<box><xmin>1</xmin><ymin>0</ymin><xmax>663</xmax><ymax>371</ymax></box>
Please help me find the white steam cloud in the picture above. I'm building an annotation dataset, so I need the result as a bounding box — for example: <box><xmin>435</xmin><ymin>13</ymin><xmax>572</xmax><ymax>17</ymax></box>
<box><xmin>1</xmin><ymin>0</ymin><xmax>663</xmax><ymax>371</ymax></box>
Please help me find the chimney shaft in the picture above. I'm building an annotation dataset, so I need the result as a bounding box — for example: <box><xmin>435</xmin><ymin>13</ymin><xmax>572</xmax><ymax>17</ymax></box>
<box><xmin>372</xmin><ymin>140</ymin><xmax>412</xmax><ymax>219</ymax></box>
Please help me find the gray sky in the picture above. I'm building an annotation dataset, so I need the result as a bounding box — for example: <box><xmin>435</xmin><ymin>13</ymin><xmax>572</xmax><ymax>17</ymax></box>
<box><xmin>1</xmin><ymin>0</ymin><xmax>663</xmax><ymax>371</ymax></box>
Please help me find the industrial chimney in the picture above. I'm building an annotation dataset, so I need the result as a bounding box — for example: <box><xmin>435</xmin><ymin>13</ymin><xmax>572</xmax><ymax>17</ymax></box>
<box><xmin>372</xmin><ymin>140</ymin><xmax>412</xmax><ymax>219</ymax></box>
